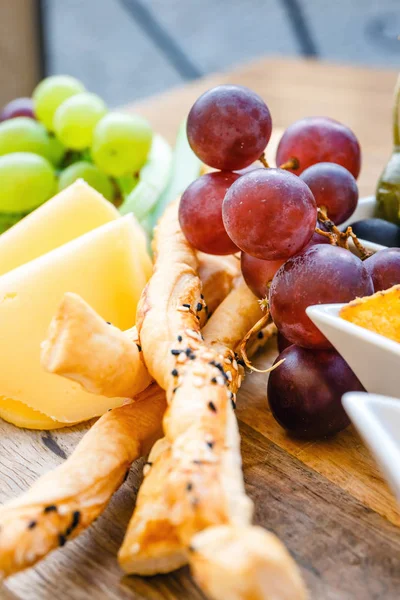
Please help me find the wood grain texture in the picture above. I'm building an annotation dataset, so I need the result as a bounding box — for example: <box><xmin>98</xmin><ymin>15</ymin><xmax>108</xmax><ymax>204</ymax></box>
<box><xmin>1</xmin><ymin>58</ymin><xmax>400</xmax><ymax>599</ymax></box>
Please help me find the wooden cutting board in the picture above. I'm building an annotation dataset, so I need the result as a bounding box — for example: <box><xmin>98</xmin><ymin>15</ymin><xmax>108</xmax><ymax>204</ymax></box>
<box><xmin>1</xmin><ymin>57</ymin><xmax>400</xmax><ymax>599</ymax></box>
<box><xmin>1</xmin><ymin>338</ymin><xmax>400</xmax><ymax>600</ymax></box>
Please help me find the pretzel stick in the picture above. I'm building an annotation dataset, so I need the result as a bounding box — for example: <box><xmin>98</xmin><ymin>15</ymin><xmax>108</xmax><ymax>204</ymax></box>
<box><xmin>41</xmin><ymin>252</ymin><xmax>240</xmax><ymax>399</ymax></box>
<box><xmin>0</xmin><ymin>384</ymin><xmax>166</xmax><ymax>580</ymax></box>
<box><xmin>118</xmin><ymin>204</ymin><xmax>306</xmax><ymax>598</ymax></box>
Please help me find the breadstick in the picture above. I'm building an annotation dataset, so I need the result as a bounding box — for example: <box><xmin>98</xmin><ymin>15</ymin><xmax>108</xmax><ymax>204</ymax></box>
<box><xmin>190</xmin><ymin>526</ymin><xmax>307</xmax><ymax>600</ymax></box>
<box><xmin>0</xmin><ymin>384</ymin><xmax>166</xmax><ymax>580</ymax></box>
<box><xmin>0</xmin><ymin>242</ymin><xmax>240</xmax><ymax>579</ymax></box>
<box><xmin>41</xmin><ymin>292</ymin><xmax>152</xmax><ymax>398</ymax></box>
<box><xmin>118</xmin><ymin>203</ymin><xmax>306</xmax><ymax>599</ymax></box>
<box><xmin>41</xmin><ymin>251</ymin><xmax>239</xmax><ymax>399</ymax></box>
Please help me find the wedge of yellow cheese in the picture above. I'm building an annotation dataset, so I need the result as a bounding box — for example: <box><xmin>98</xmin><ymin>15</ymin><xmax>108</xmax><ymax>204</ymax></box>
<box><xmin>0</xmin><ymin>179</ymin><xmax>120</xmax><ymax>275</ymax></box>
<box><xmin>0</xmin><ymin>398</ymin><xmax>73</xmax><ymax>430</ymax></box>
<box><xmin>0</xmin><ymin>215</ymin><xmax>148</xmax><ymax>423</ymax></box>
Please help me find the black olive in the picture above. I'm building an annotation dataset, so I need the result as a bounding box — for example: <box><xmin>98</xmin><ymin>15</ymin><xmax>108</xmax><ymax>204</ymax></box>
<box><xmin>346</xmin><ymin>218</ymin><xmax>400</xmax><ymax>248</ymax></box>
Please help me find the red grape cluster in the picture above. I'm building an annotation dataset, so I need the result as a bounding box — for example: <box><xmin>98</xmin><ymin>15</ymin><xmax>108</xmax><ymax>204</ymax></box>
<box><xmin>181</xmin><ymin>84</ymin><xmax>399</xmax><ymax>439</ymax></box>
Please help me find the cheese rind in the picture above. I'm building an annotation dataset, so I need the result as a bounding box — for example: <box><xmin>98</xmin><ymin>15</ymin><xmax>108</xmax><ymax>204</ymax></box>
<box><xmin>0</xmin><ymin>179</ymin><xmax>119</xmax><ymax>276</ymax></box>
<box><xmin>0</xmin><ymin>215</ymin><xmax>148</xmax><ymax>422</ymax></box>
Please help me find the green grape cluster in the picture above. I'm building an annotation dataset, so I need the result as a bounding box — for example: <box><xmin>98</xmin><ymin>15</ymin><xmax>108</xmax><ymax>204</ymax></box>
<box><xmin>0</xmin><ymin>74</ymin><xmax>158</xmax><ymax>232</ymax></box>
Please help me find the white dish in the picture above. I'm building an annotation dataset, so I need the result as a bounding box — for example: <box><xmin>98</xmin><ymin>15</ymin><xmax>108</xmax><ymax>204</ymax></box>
<box><xmin>307</xmin><ymin>302</ymin><xmax>400</xmax><ymax>399</ymax></box>
<box><xmin>340</xmin><ymin>194</ymin><xmax>376</xmax><ymax>229</ymax></box>
<box><xmin>342</xmin><ymin>392</ymin><xmax>400</xmax><ymax>502</ymax></box>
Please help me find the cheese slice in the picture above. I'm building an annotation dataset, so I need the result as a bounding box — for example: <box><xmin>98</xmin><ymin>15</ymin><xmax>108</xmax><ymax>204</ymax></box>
<box><xmin>0</xmin><ymin>179</ymin><xmax>119</xmax><ymax>275</ymax></box>
<box><xmin>0</xmin><ymin>398</ymin><xmax>68</xmax><ymax>430</ymax></box>
<box><xmin>0</xmin><ymin>215</ymin><xmax>148</xmax><ymax>423</ymax></box>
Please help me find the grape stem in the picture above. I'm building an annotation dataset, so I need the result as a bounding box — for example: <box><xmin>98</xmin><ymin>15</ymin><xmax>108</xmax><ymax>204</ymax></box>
<box><xmin>238</xmin><ymin>309</ymin><xmax>284</xmax><ymax>373</ymax></box>
<box><xmin>316</xmin><ymin>208</ymin><xmax>373</xmax><ymax>260</ymax></box>
<box><xmin>259</xmin><ymin>152</ymin><xmax>270</xmax><ymax>168</ymax></box>
<box><xmin>278</xmin><ymin>157</ymin><xmax>300</xmax><ymax>171</ymax></box>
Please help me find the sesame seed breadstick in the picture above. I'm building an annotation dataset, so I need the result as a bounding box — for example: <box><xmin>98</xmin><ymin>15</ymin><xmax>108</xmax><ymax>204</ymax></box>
<box><xmin>40</xmin><ymin>251</ymin><xmax>240</xmax><ymax>399</ymax></box>
<box><xmin>0</xmin><ymin>239</ymin><xmax>240</xmax><ymax>580</ymax></box>
<box><xmin>0</xmin><ymin>384</ymin><xmax>166</xmax><ymax>580</ymax></box>
<box><xmin>118</xmin><ymin>203</ymin><xmax>306</xmax><ymax>598</ymax></box>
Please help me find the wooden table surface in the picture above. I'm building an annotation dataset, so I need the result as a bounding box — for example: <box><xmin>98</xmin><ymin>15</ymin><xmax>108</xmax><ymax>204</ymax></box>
<box><xmin>2</xmin><ymin>57</ymin><xmax>400</xmax><ymax>600</ymax></box>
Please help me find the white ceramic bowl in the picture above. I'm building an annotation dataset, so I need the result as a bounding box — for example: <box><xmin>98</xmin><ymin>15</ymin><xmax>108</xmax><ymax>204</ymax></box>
<box><xmin>340</xmin><ymin>195</ymin><xmax>376</xmax><ymax>229</ymax></box>
<box><xmin>342</xmin><ymin>392</ymin><xmax>400</xmax><ymax>502</ymax></box>
<box><xmin>307</xmin><ymin>302</ymin><xmax>400</xmax><ymax>398</ymax></box>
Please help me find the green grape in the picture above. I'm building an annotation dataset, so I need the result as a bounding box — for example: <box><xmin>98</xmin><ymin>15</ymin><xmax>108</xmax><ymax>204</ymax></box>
<box><xmin>0</xmin><ymin>117</ymin><xmax>47</xmax><ymax>158</ymax></box>
<box><xmin>92</xmin><ymin>112</ymin><xmax>153</xmax><ymax>177</ymax></box>
<box><xmin>117</xmin><ymin>174</ymin><xmax>139</xmax><ymax>197</ymax></box>
<box><xmin>58</xmin><ymin>161</ymin><xmax>114</xmax><ymax>201</ymax></box>
<box><xmin>33</xmin><ymin>75</ymin><xmax>85</xmax><ymax>131</ymax></box>
<box><xmin>0</xmin><ymin>117</ymin><xmax>66</xmax><ymax>167</ymax></box>
<box><xmin>47</xmin><ymin>135</ymin><xmax>65</xmax><ymax>166</ymax></box>
<box><xmin>0</xmin><ymin>153</ymin><xmax>56</xmax><ymax>212</ymax></box>
<box><xmin>54</xmin><ymin>93</ymin><xmax>107</xmax><ymax>150</ymax></box>
<box><xmin>0</xmin><ymin>210</ymin><xmax>30</xmax><ymax>234</ymax></box>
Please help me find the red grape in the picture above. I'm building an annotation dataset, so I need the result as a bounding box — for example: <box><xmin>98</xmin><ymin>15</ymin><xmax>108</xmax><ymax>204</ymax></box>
<box><xmin>179</xmin><ymin>171</ymin><xmax>240</xmax><ymax>255</ymax></box>
<box><xmin>304</xmin><ymin>220</ymin><xmax>330</xmax><ymax>249</ymax></box>
<box><xmin>364</xmin><ymin>248</ymin><xmax>400</xmax><ymax>291</ymax></box>
<box><xmin>269</xmin><ymin>245</ymin><xmax>374</xmax><ymax>349</ymax></box>
<box><xmin>277</xmin><ymin>330</ymin><xmax>292</xmax><ymax>353</ymax></box>
<box><xmin>268</xmin><ymin>345</ymin><xmax>364</xmax><ymax>438</ymax></box>
<box><xmin>276</xmin><ymin>117</ymin><xmax>361</xmax><ymax>178</ymax></box>
<box><xmin>187</xmin><ymin>85</ymin><xmax>272</xmax><ymax>170</ymax></box>
<box><xmin>0</xmin><ymin>97</ymin><xmax>35</xmax><ymax>121</ymax></box>
<box><xmin>300</xmin><ymin>162</ymin><xmax>358</xmax><ymax>225</ymax></box>
<box><xmin>241</xmin><ymin>252</ymin><xmax>285</xmax><ymax>299</ymax></box>
<box><xmin>222</xmin><ymin>168</ymin><xmax>317</xmax><ymax>260</ymax></box>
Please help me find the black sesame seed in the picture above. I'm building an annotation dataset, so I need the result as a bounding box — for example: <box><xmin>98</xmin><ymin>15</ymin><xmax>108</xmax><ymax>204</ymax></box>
<box><xmin>177</xmin><ymin>335</ymin><xmax>183</xmax><ymax>342</ymax></box>
<box><xmin>136</xmin><ymin>343</ymin><xmax>142</xmax><ymax>352</ymax></box>
<box><xmin>196</xmin><ymin>315</ymin><xmax>201</xmax><ymax>320</ymax></box>
<box><xmin>171</xmin><ymin>368</ymin><xmax>179</xmax><ymax>377</ymax></box>
<box><xmin>185</xmin><ymin>348</ymin><xmax>193</xmax><ymax>357</ymax></box>
<box><xmin>182</xmin><ymin>303</ymin><xmax>191</xmax><ymax>308</ymax></box>
<box><xmin>196</xmin><ymin>303</ymin><xmax>203</xmax><ymax>312</ymax></box>
<box><xmin>70</xmin><ymin>510</ymin><xmax>81</xmax><ymax>531</ymax></box>
<box><xmin>257</xmin><ymin>331</ymin><xmax>264</xmax><ymax>339</ymax></box>
<box><xmin>44</xmin><ymin>505</ymin><xmax>57</xmax><ymax>514</ymax></box>
<box><xmin>186</xmin><ymin>482</ymin><xmax>193</xmax><ymax>491</ymax></box>
<box><xmin>189</xmin><ymin>354</ymin><xmax>196</xmax><ymax>360</ymax></box>
<box><xmin>106</xmin><ymin>321</ymin><xmax>111</xmax><ymax>325</ymax></box>
<box><xmin>59</xmin><ymin>534</ymin><xmax>66</xmax><ymax>547</ymax></box>
<box><xmin>27</xmin><ymin>520</ymin><xmax>37</xmax><ymax>530</ymax></box>
<box><xmin>208</xmin><ymin>401</ymin><xmax>217</xmax><ymax>412</ymax></box>
<box><xmin>211</xmin><ymin>377</ymin><xmax>217</xmax><ymax>384</ymax></box>
<box><xmin>206</xmin><ymin>440</ymin><xmax>215</xmax><ymax>449</ymax></box>
<box><xmin>171</xmin><ymin>349</ymin><xmax>181</xmax><ymax>356</ymax></box>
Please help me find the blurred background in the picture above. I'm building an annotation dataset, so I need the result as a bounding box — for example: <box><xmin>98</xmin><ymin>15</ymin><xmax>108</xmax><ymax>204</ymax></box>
<box><xmin>1</xmin><ymin>0</ymin><xmax>399</xmax><ymax>107</ymax></box>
